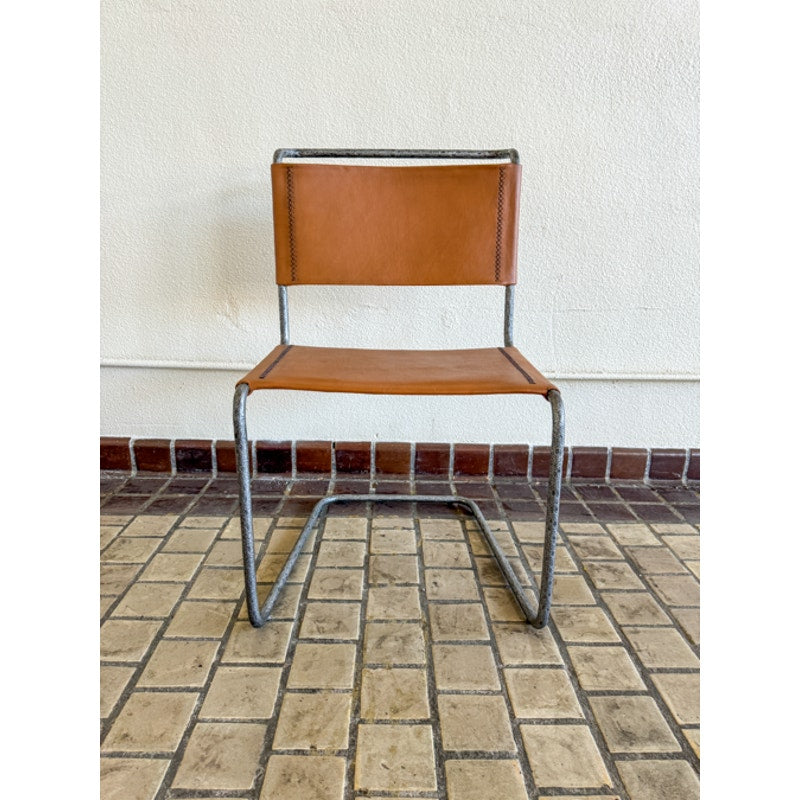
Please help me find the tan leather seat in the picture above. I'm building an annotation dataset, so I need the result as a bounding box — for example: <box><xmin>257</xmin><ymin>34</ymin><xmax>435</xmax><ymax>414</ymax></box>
<box><xmin>238</xmin><ymin>344</ymin><xmax>556</xmax><ymax>396</ymax></box>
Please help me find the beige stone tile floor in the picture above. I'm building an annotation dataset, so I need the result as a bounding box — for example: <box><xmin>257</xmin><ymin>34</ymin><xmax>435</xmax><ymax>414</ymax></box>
<box><xmin>100</xmin><ymin>476</ymin><xmax>699</xmax><ymax>799</ymax></box>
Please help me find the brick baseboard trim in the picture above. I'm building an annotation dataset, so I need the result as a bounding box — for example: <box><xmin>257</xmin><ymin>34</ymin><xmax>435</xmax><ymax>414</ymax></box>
<box><xmin>101</xmin><ymin>438</ymin><xmax>699</xmax><ymax>484</ymax></box>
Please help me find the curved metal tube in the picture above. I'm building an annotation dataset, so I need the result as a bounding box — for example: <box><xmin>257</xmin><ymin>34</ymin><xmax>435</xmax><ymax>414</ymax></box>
<box><xmin>234</xmin><ymin>388</ymin><xmax>564</xmax><ymax>629</ymax></box>
<box><xmin>233</xmin><ymin>383</ymin><xmax>262</xmax><ymax>627</ymax></box>
<box><xmin>239</xmin><ymin>491</ymin><xmax>539</xmax><ymax>628</ymax></box>
<box><xmin>274</xmin><ymin>148</ymin><xmax>519</xmax><ymax>164</ymax></box>
<box><xmin>534</xmin><ymin>389</ymin><xmax>565</xmax><ymax>628</ymax></box>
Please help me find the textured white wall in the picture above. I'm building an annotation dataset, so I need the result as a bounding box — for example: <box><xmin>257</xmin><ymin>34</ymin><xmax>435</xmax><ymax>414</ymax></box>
<box><xmin>101</xmin><ymin>0</ymin><xmax>699</xmax><ymax>447</ymax></box>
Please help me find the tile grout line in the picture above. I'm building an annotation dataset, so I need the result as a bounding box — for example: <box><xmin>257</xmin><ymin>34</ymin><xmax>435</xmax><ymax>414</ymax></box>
<box><xmin>100</xmin><ymin>476</ymin><xmax>212</xmax><ymax>619</ymax></box>
<box><xmin>413</xmin><ymin>514</ymin><xmax>451</xmax><ymax>800</ymax></box>
<box><xmin>217</xmin><ymin>504</ymin><xmax>297</xmax><ymax>799</ymax></box>
<box><xmin>101</xmin><ymin>490</ymin><xmax>228</xmax><ymax>768</ymax></box>
<box><xmin>651</xmin><ymin>532</ymin><xmax>701</xmax><ymax>585</ymax></box>
<box><xmin>606</xmin><ymin>482</ymin><xmax>673</xmax><ymax>512</ymax></box>
<box><xmin>146</xmin><ymin>510</ymin><xmax>257</xmax><ymax>800</ymax></box>
<box><xmin>344</xmin><ymin>513</ymin><xmax>372</xmax><ymax>800</ymax></box>
<box><xmin>515</xmin><ymin>526</ymin><xmax>632</xmax><ymax>799</ymax></box>
<box><xmin>492</xmin><ymin>490</ymin><xmax>631</xmax><ymax>796</ymax></box>
<box><xmin>103</xmin><ymin>479</ymin><xmax>288</xmax><ymax>798</ymax></box>
<box><xmin>556</xmin><ymin>524</ymin><xmax>700</xmax><ymax>775</ymax></box>
<box><xmin>458</xmin><ymin>509</ymin><xmax>542</xmax><ymax>799</ymax></box>
<box><xmin>603</xmin><ymin>496</ymin><xmax>700</xmax><ymax>658</ymax></box>
<box><xmin>250</xmin><ymin>499</ymin><xmax>334</xmax><ymax>799</ymax></box>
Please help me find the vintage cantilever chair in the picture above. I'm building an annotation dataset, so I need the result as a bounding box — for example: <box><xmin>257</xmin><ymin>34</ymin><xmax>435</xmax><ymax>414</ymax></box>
<box><xmin>233</xmin><ymin>148</ymin><xmax>564</xmax><ymax>630</ymax></box>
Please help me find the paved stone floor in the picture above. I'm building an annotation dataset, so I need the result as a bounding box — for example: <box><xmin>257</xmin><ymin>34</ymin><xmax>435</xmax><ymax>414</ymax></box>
<box><xmin>100</xmin><ymin>474</ymin><xmax>699</xmax><ymax>800</ymax></box>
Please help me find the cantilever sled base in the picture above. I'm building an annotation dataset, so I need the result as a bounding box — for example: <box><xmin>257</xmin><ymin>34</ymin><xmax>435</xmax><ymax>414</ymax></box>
<box><xmin>233</xmin><ymin>383</ymin><xmax>565</xmax><ymax>630</ymax></box>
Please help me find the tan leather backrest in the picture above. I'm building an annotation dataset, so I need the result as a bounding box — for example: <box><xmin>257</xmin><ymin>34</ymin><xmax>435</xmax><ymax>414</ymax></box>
<box><xmin>271</xmin><ymin>162</ymin><xmax>521</xmax><ymax>285</ymax></box>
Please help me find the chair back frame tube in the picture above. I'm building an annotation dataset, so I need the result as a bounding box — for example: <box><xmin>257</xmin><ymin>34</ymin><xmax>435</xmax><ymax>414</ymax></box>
<box><xmin>274</xmin><ymin>148</ymin><xmax>519</xmax><ymax>164</ymax></box>
<box><xmin>277</xmin><ymin>283</ymin><xmax>514</xmax><ymax>348</ymax></box>
<box><xmin>504</xmin><ymin>285</ymin><xmax>515</xmax><ymax>346</ymax></box>
<box><xmin>278</xmin><ymin>285</ymin><xmax>290</xmax><ymax>344</ymax></box>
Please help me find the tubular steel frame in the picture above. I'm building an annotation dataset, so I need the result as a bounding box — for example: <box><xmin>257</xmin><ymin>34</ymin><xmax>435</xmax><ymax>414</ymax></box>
<box><xmin>234</xmin><ymin>148</ymin><xmax>565</xmax><ymax>629</ymax></box>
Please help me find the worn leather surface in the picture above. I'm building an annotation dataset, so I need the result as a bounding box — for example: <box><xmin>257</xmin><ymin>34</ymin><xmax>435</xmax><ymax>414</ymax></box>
<box><xmin>238</xmin><ymin>345</ymin><xmax>556</xmax><ymax>396</ymax></box>
<box><xmin>271</xmin><ymin>163</ymin><xmax>521</xmax><ymax>285</ymax></box>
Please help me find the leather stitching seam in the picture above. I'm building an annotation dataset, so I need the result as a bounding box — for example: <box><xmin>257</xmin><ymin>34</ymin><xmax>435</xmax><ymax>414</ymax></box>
<box><xmin>498</xmin><ymin>347</ymin><xmax>536</xmax><ymax>384</ymax></box>
<box><xmin>286</xmin><ymin>167</ymin><xmax>297</xmax><ymax>282</ymax></box>
<box><xmin>258</xmin><ymin>345</ymin><xmax>293</xmax><ymax>380</ymax></box>
<box><xmin>494</xmin><ymin>167</ymin><xmax>505</xmax><ymax>282</ymax></box>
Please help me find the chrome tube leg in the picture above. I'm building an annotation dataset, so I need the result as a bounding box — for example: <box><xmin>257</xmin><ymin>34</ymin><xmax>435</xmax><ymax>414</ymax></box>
<box><xmin>534</xmin><ymin>389</ymin><xmax>565</xmax><ymax>628</ymax></box>
<box><xmin>233</xmin><ymin>383</ymin><xmax>264</xmax><ymax>627</ymax></box>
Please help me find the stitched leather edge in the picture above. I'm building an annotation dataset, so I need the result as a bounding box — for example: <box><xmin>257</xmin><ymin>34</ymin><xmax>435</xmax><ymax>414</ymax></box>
<box><xmin>258</xmin><ymin>345</ymin><xmax>293</xmax><ymax>380</ymax></box>
<box><xmin>286</xmin><ymin>167</ymin><xmax>297</xmax><ymax>282</ymax></box>
<box><xmin>494</xmin><ymin>166</ymin><xmax>505</xmax><ymax>282</ymax></box>
<box><xmin>497</xmin><ymin>347</ymin><xmax>536</xmax><ymax>384</ymax></box>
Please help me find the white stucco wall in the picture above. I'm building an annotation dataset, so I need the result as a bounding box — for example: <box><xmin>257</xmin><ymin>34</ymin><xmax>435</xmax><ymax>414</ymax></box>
<box><xmin>100</xmin><ymin>0</ymin><xmax>699</xmax><ymax>447</ymax></box>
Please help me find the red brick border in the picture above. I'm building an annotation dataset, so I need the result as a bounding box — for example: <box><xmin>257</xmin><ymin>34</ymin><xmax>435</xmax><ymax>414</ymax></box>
<box><xmin>101</xmin><ymin>438</ymin><xmax>699</xmax><ymax>483</ymax></box>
